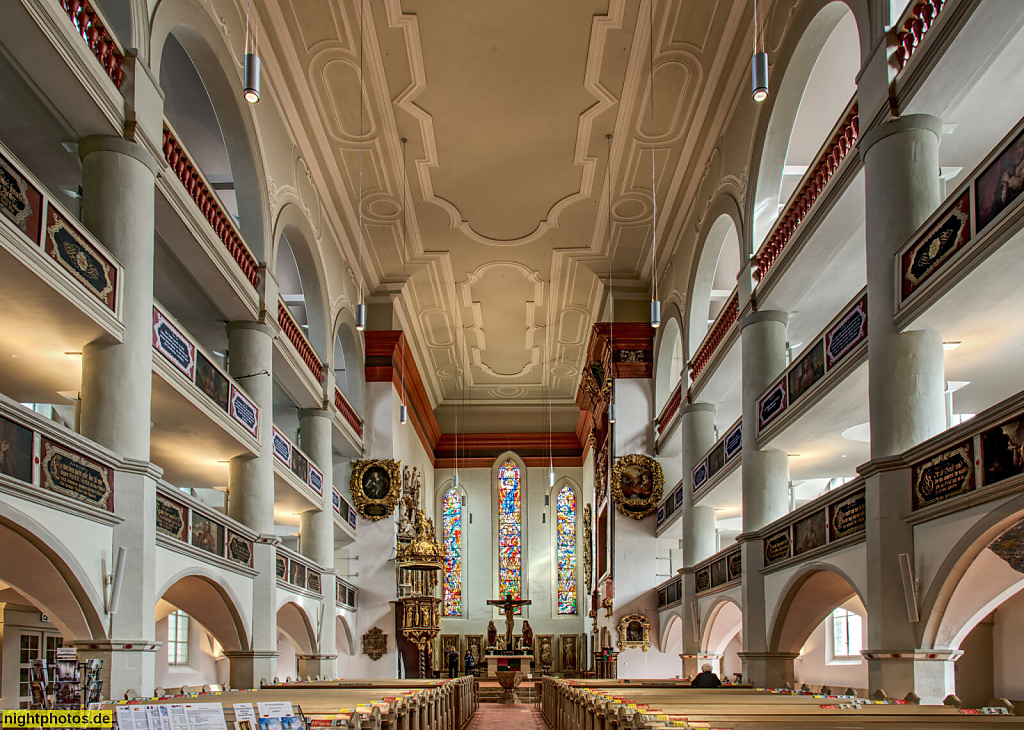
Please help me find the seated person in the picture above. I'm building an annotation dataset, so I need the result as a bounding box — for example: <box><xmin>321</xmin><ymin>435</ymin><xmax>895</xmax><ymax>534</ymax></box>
<box><xmin>691</xmin><ymin>663</ymin><xmax>723</xmax><ymax>688</ymax></box>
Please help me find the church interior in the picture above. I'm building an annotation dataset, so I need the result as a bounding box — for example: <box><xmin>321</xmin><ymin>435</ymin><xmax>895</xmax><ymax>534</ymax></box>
<box><xmin>1</xmin><ymin>0</ymin><xmax>1024</xmax><ymax>726</ymax></box>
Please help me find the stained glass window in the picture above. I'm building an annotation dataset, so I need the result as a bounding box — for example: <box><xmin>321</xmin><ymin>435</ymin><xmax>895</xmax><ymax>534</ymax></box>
<box><xmin>442</xmin><ymin>488</ymin><xmax>462</xmax><ymax>616</ymax></box>
<box><xmin>556</xmin><ymin>485</ymin><xmax>577</xmax><ymax>614</ymax></box>
<box><xmin>498</xmin><ymin>459</ymin><xmax>522</xmax><ymax>603</ymax></box>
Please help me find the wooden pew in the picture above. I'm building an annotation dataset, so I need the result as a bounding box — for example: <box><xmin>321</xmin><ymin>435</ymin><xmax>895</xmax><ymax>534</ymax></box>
<box><xmin>103</xmin><ymin>685</ymin><xmax>459</xmax><ymax>730</ymax></box>
<box><xmin>542</xmin><ymin>677</ymin><xmax>1023</xmax><ymax>730</ymax></box>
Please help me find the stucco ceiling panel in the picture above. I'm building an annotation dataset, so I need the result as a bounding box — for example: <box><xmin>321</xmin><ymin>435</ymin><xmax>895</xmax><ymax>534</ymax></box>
<box><xmin>317</xmin><ymin>56</ymin><xmax>375</xmax><ymax>141</ymax></box>
<box><xmin>283</xmin><ymin>1</ymin><xmax>350</xmax><ymax>55</ymax></box>
<box><xmin>405</xmin><ymin>0</ymin><xmax>606</xmax><ymax>242</ymax></box>
<box><xmin>637</xmin><ymin>59</ymin><xmax>694</xmax><ymax>141</ymax></box>
<box><xmin>420</xmin><ymin>308</ymin><xmax>454</xmax><ymax>348</ymax></box>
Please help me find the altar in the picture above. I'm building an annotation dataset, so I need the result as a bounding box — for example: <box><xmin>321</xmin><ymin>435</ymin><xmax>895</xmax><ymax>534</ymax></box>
<box><xmin>484</xmin><ymin>652</ymin><xmax>532</xmax><ymax>678</ymax></box>
<box><xmin>484</xmin><ymin>593</ymin><xmax>534</xmax><ymax>702</ymax></box>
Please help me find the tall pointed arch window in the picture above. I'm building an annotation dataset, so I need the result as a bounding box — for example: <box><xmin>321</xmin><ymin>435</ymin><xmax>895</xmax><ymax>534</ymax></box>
<box><xmin>441</xmin><ymin>488</ymin><xmax>463</xmax><ymax>616</ymax></box>
<box><xmin>498</xmin><ymin>459</ymin><xmax>522</xmax><ymax>601</ymax></box>
<box><xmin>556</xmin><ymin>485</ymin><xmax>577</xmax><ymax>614</ymax></box>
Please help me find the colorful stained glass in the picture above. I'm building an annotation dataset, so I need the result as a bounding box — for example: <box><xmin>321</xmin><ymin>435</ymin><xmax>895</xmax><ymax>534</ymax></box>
<box><xmin>498</xmin><ymin>459</ymin><xmax>522</xmax><ymax>604</ymax></box>
<box><xmin>556</xmin><ymin>485</ymin><xmax>577</xmax><ymax>614</ymax></box>
<box><xmin>442</xmin><ymin>488</ymin><xmax>462</xmax><ymax>616</ymax></box>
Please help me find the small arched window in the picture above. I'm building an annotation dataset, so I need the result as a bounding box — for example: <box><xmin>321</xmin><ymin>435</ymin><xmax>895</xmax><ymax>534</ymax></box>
<box><xmin>442</xmin><ymin>488</ymin><xmax>462</xmax><ymax>616</ymax></box>
<box><xmin>556</xmin><ymin>485</ymin><xmax>577</xmax><ymax>614</ymax></box>
<box><xmin>497</xmin><ymin>459</ymin><xmax>522</xmax><ymax>600</ymax></box>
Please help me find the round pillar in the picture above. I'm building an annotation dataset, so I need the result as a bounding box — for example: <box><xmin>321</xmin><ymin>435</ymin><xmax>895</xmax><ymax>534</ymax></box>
<box><xmin>299</xmin><ymin>409</ymin><xmax>335</xmax><ymax>567</ymax></box>
<box><xmin>862</xmin><ymin>114</ymin><xmax>946</xmax><ymax>459</ymax></box>
<box><xmin>78</xmin><ymin>136</ymin><xmax>159</xmax><ymax>460</ymax></box>
<box><xmin>740</xmin><ymin>310</ymin><xmax>790</xmax><ymax>531</ymax></box>
<box><xmin>227</xmin><ymin>321</ymin><xmax>275</xmax><ymax>534</ymax></box>
<box><xmin>679</xmin><ymin>403</ymin><xmax>717</xmax><ymax>566</ymax></box>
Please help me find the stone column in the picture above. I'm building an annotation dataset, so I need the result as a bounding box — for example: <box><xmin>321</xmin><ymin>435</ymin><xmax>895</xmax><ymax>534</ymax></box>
<box><xmin>738</xmin><ymin>310</ymin><xmax>791</xmax><ymax>688</ymax></box>
<box><xmin>861</xmin><ymin>114</ymin><xmax>948</xmax><ymax>700</ymax></box>
<box><xmin>679</xmin><ymin>402</ymin><xmax>717</xmax><ymax>677</ymax></box>
<box><xmin>75</xmin><ymin>136</ymin><xmax>161</xmax><ymax>698</ymax></box>
<box><xmin>299</xmin><ymin>408</ymin><xmax>337</xmax><ymax>679</ymax></box>
<box><xmin>78</xmin><ymin>136</ymin><xmax>158</xmax><ymax>461</ymax></box>
<box><xmin>226</xmin><ymin>320</ymin><xmax>278</xmax><ymax>686</ymax></box>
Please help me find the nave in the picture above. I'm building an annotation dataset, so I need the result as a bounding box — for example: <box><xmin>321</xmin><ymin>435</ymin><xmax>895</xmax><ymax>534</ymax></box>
<box><xmin>1</xmin><ymin>0</ymin><xmax>1024</xmax><ymax>723</ymax></box>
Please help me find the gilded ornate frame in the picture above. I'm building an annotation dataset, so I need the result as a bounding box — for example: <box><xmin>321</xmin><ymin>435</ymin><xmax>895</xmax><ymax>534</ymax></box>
<box><xmin>350</xmin><ymin>458</ymin><xmax>402</xmax><ymax>521</ymax></box>
<box><xmin>616</xmin><ymin>613</ymin><xmax>651</xmax><ymax>651</ymax></box>
<box><xmin>610</xmin><ymin>454</ymin><xmax>664</xmax><ymax>520</ymax></box>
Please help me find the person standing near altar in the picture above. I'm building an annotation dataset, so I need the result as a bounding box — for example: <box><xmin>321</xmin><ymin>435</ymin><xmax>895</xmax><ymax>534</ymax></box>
<box><xmin>464</xmin><ymin>648</ymin><xmax>475</xmax><ymax>677</ymax></box>
<box><xmin>447</xmin><ymin>646</ymin><xmax>459</xmax><ymax>679</ymax></box>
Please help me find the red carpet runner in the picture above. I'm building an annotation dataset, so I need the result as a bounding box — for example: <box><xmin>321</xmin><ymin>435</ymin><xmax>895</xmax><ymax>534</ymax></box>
<box><xmin>465</xmin><ymin>703</ymin><xmax>548</xmax><ymax>729</ymax></box>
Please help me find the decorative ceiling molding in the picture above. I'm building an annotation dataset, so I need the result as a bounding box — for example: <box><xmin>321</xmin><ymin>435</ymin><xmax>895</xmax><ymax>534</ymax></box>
<box><xmin>384</xmin><ymin>0</ymin><xmax>629</xmax><ymax>247</ymax></box>
<box><xmin>460</xmin><ymin>261</ymin><xmax>544</xmax><ymax>379</ymax></box>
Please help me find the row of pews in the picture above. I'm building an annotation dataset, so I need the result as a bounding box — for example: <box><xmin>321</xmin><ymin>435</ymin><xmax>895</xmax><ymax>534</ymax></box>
<box><xmin>542</xmin><ymin>678</ymin><xmax>1024</xmax><ymax>730</ymax></box>
<box><xmin>105</xmin><ymin>677</ymin><xmax>477</xmax><ymax>730</ymax></box>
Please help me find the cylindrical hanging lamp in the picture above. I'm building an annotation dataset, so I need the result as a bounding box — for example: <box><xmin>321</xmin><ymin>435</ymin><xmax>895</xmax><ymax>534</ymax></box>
<box><xmin>752</xmin><ymin>52</ymin><xmax>768</xmax><ymax>102</ymax></box>
<box><xmin>243</xmin><ymin>53</ymin><xmax>260</xmax><ymax>103</ymax></box>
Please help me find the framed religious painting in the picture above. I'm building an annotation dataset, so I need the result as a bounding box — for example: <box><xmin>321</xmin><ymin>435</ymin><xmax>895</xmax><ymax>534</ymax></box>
<box><xmin>350</xmin><ymin>459</ymin><xmax>402</xmax><ymax>520</ymax></box>
<box><xmin>610</xmin><ymin>454</ymin><xmax>664</xmax><ymax>520</ymax></box>
<box><xmin>616</xmin><ymin>614</ymin><xmax>651</xmax><ymax>651</ymax></box>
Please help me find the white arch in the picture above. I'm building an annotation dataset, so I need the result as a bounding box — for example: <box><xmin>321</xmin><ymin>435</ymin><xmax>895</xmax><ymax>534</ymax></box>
<box><xmin>921</xmin><ymin>506</ymin><xmax>1024</xmax><ymax>652</ymax></box>
<box><xmin>333</xmin><ymin>308</ymin><xmax>366</xmax><ymax>418</ymax></box>
<box><xmin>0</xmin><ymin>502</ymin><xmax>107</xmax><ymax>641</ymax></box>
<box><xmin>156</xmin><ymin>568</ymin><xmax>252</xmax><ymax>652</ymax></box>
<box><xmin>336</xmin><ymin>613</ymin><xmax>355</xmax><ymax>656</ymax></box>
<box><xmin>276</xmin><ymin>600</ymin><xmax>318</xmax><ymax>656</ymax></box>
<box><xmin>749</xmin><ymin>1</ymin><xmax>861</xmax><ymax>249</ymax></box>
<box><xmin>273</xmin><ymin>203</ymin><xmax>330</xmax><ymax>360</ymax></box>
<box><xmin>150</xmin><ymin>0</ymin><xmax>270</xmax><ymax>258</ymax></box>
<box><xmin>687</xmin><ymin>213</ymin><xmax>741</xmax><ymax>358</ymax></box>
<box><xmin>768</xmin><ymin>563</ymin><xmax>865</xmax><ymax>655</ymax></box>
<box><xmin>654</xmin><ymin>314</ymin><xmax>683</xmax><ymax>413</ymax></box>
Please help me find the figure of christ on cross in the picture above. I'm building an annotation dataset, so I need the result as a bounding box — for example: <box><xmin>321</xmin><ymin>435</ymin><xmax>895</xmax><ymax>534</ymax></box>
<box><xmin>486</xmin><ymin>593</ymin><xmax>532</xmax><ymax>651</ymax></box>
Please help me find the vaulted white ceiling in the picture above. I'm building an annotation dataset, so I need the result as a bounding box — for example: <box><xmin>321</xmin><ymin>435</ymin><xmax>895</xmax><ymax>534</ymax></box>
<box><xmin>260</xmin><ymin>0</ymin><xmax>752</xmax><ymax>408</ymax></box>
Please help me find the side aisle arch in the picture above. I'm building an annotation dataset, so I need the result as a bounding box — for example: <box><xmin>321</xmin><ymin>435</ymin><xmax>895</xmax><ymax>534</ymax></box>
<box><xmin>150</xmin><ymin>0</ymin><xmax>270</xmax><ymax>259</ymax></box>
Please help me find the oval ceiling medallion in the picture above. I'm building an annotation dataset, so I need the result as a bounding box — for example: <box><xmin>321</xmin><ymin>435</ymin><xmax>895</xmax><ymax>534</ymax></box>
<box><xmin>490</xmin><ymin>387</ymin><xmax>527</xmax><ymax>399</ymax></box>
<box><xmin>613</xmin><ymin>196</ymin><xmax>649</xmax><ymax>221</ymax></box>
<box><xmin>364</xmin><ymin>195</ymin><xmax>402</xmax><ymax>220</ymax></box>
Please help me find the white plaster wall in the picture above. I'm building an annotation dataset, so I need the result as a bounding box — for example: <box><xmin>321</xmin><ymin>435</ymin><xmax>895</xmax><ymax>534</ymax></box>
<box><xmin>276</xmin><ymin>633</ymin><xmax>298</xmax><ymax>680</ymax></box>
<box><xmin>153</xmin><ymin>546</ymin><xmax>255</xmax><ymax>632</ymax></box>
<box><xmin>913</xmin><ymin>497</ymin><xmax>1017</xmax><ymax>608</ymax></box>
<box><xmin>993</xmin><ymin>588</ymin><xmax>1024</xmax><ymax>709</ymax></box>
<box><xmin>613</xmin><ymin>511</ymin><xmax>673</xmax><ymax>678</ymax></box>
<box><xmin>4</xmin><ymin>493</ymin><xmax>112</xmax><ymax>620</ymax></box>
<box><xmin>793</xmin><ymin>596</ymin><xmax>868</xmax><ymax>693</ymax></box>
<box><xmin>334</xmin><ymin>612</ymin><xmax>356</xmax><ymax>677</ymax></box>
<box><xmin>154</xmin><ymin>612</ymin><xmax>230</xmax><ymax>690</ymax></box>
<box><xmin>762</xmin><ymin>542</ymin><xmax>868</xmax><ymax>640</ymax></box>
<box><xmin>614</xmin><ymin>379</ymin><xmax>653</xmax><ymax>456</ymax></box>
<box><xmin>337</xmin><ymin>382</ymin><xmax>433</xmax><ymax>679</ymax></box>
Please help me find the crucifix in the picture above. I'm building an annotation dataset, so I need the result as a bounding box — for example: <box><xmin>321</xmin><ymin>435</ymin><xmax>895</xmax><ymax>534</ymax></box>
<box><xmin>486</xmin><ymin>593</ymin><xmax>532</xmax><ymax>650</ymax></box>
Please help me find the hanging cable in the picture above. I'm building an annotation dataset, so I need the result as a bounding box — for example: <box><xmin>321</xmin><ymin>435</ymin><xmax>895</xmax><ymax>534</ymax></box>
<box><xmin>606</xmin><ymin>134</ymin><xmax>616</xmax><ymax>425</ymax></box>
<box><xmin>752</xmin><ymin>0</ymin><xmax>769</xmax><ymax>102</ymax></box>
<box><xmin>399</xmin><ymin>137</ymin><xmax>409</xmax><ymax>425</ymax></box>
<box><xmin>242</xmin><ymin>0</ymin><xmax>260</xmax><ymax>103</ymax></box>
<box><xmin>548</xmin><ymin>321</ymin><xmax>554</xmax><ymax>487</ymax></box>
<box><xmin>649</xmin><ymin>0</ymin><xmax>660</xmax><ymax>328</ymax></box>
<box><xmin>355</xmin><ymin>0</ymin><xmax>367</xmax><ymax>330</ymax></box>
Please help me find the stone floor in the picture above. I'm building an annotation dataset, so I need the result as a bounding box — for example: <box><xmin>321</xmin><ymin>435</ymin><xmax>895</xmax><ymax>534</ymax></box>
<box><xmin>465</xmin><ymin>702</ymin><xmax>548</xmax><ymax>729</ymax></box>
